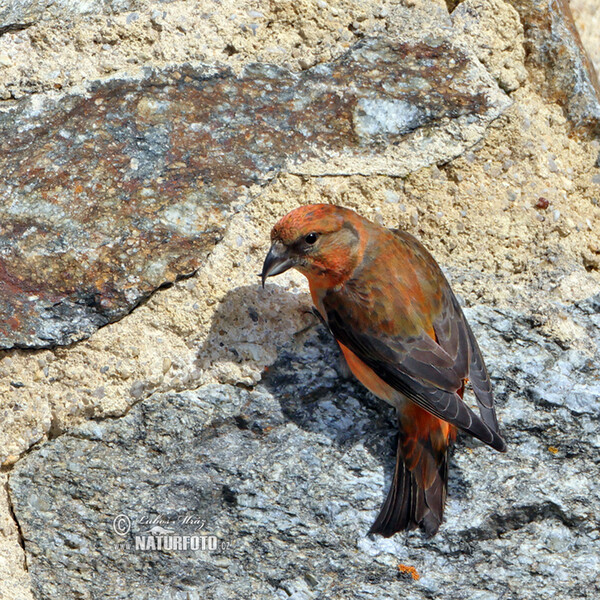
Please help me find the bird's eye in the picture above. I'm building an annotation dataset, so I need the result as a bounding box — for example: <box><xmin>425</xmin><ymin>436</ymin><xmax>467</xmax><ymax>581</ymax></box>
<box><xmin>305</xmin><ymin>232</ymin><xmax>319</xmax><ymax>245</ymax></box>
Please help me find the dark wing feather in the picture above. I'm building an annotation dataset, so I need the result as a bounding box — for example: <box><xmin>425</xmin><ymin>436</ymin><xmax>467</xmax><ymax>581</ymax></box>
<box><xmin>434</xmin><ymin>287</ymin><xmax>502</xmax><ymax>433</ymax></box>
<box><xmin>463</xmin><ymin>317</ymin><xmax>500</xmax><ymax>432</ymax></box>
<box><xmin>323</xmin><ymin>289</ymin><xmax>506</xmax><ymax>452</ymax></box>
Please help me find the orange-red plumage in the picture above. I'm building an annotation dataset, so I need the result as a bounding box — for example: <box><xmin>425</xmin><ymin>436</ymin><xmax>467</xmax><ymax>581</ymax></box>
<box><xmin>262</xmin><ymin>204</ymin><xmax>506</xmax><ymax>536</ymax></box>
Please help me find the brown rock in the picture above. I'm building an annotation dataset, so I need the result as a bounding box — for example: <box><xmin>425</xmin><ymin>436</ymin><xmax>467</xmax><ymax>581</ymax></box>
<box><xmin>507</xmin><ymin>0</ymin><xmax>600</xmax><ymax>133</ymax></box>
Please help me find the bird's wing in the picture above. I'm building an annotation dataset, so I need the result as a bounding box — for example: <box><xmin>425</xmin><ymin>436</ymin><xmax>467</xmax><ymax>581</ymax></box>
<box><xmin>432</xmin><ymin>287</ymin><xmax>501</xmax><ymax>433</ymax></box>
<box><xmin>322</xmin><ymin>286</ymin><xmax>506</xmax><ymax>451</ymax></box>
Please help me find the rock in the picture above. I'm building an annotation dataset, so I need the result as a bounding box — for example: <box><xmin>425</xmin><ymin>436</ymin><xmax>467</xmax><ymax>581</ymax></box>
<box><xmin>572</xmin><ymin>0</ymin><xmax>600</xmax><ymax>74</ymax></box>
<box><xmin>0</xmin><ymin>474</ymin><xmax>33</xmax><ymax>600</ymax></box>
<box><xmin>452</xmin><ymin>0</ymin><xmax>528</xmax><ymax>93</ymax></box>
<box><xmin>507</xmin><ymin>0</ymin><xmax>600</xmax><ymax>133</ymax></box>
<box><xmin>2</xmin><ymin>1</ymin><xmax>599</xmax><ymax>598</ymax></box>
<box><xmin>0</xmin><ymin>0</ymin><xmax>154</xmax><ymax>33</ymax></box>
<box><xmin>9</xmin><ymin>298</ymin><xmax>600</xmax><ymax>599</ymax></box>
<box><xmin>0</xmin><ymin>36</ymin><xmax>510</xmax><ymax>350</ymax></box>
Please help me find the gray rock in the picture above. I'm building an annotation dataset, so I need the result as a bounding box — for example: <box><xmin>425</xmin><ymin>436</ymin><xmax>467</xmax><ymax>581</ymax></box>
<box><xmin>0</xmin><ymin>36</ymin><xmax>509</xmax><ymax>350</ymax></box>
<box><xmin>9</xmin><ymin>296</ymin><xmax>600</xmax><ymax>599</ymax></box>
<box><xmin>0</xmin><ymin>0</ymin><xmax>166</xmax><ymax>33</ymax></box>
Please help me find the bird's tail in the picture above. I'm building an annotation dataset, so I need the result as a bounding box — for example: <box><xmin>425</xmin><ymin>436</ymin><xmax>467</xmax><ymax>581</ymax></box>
<box><xmin>369</xmin><ymin>411</ymin><xmax>453</xmax><ymax>537</ymax></box>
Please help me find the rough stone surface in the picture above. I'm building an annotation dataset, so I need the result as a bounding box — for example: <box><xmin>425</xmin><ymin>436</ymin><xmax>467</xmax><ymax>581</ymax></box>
<box><xmin>452</xmin><ymin>0</ymin><xmax>528</xmax><ymax>92</ymax></box>
<box><xmin>508</xmin><ymin>0</ymin><xmax>600</xmax><ymax>133</ymax></box>
<box><xmin>0</xmin><ymin>35</ymin><xmax>509</xmax><ymax>350</ymax></box>
<box><xmin>9</xmin><ymin>296</ymin><xmax>600</xmax><ymax>599</ymax></box>
<box><xmin>572</xmin><ymin>0</ymin><xmax>600</xmax><ymax>74</ymax></box>
<box><xmin>0</xmin><ymin>0</ymin><xmax>599</xmax><ymax>599</ymax></box>
<box><xmin>0</xmin><ymin>0</ymin><xmax>164</xmax><ymax>32</ymax></box>
<box><xmin>0</xmin><ymin>474</ymin><xmax>33</xmax><ymax>600</ymax></box>
<box><xmin>0</xmin><ymin>0</ymin><xmax>448</xmax><ymax>102</ymax></box>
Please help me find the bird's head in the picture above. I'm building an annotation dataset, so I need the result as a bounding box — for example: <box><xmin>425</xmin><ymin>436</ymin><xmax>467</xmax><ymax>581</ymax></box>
<box><xmin>261</xmin><ymin>204</ymin><xmax>363</xmax><ymax>288</ymax></box>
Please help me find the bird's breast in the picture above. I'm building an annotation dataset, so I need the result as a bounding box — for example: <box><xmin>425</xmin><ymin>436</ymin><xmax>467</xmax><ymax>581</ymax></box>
<box><xmin>338</xmin><ymin>343</ymin><xmax>400</xmax><ymax>407</ymax></box>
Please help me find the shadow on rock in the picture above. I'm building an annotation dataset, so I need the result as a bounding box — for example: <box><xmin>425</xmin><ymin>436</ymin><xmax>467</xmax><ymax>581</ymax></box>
<box><xmin>197</xmin><ymin>283</ymin><xmax>473</xmax><ymax>507</ymax></box>
<box><xmin>261</xmin><ymin>320</ymin><xmax>473</xmax><ymax>503</ymax></box>
<box><xmin>194</xmin><ymin>282</ymin><xmax>313</xmax><ymax>380</ymax></box>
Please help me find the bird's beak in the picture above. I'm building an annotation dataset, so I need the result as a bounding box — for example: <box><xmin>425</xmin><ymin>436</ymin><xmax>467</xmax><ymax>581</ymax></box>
<box><xmin>261</xmin><ymin>241</ymin><xmax>294</xmax><ymax>288</ymax></box>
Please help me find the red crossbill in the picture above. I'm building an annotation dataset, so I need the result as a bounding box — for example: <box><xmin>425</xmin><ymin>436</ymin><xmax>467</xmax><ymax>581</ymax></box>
<box><xmin>262</xmin><ymin>204</ymin><xmax>506</xmax><ymax>536</ymax></box>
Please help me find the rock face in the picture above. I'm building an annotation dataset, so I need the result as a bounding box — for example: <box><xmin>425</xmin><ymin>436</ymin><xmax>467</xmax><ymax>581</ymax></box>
<box><xmin>0</xmin><ymin>36</ymin><xmax>509</xmax><ymax>350</ymax></box>
<box><xmin>0</xmin><ymin>0</ymin><xmax>153</xmax><ymax>32</ymax></box>
<box><xmin>508</xmin><ymin>0</ymin><xmax>600</xmax><ymax>132</ymax></box>
<box><xmin>1</xmin><ymin>0</ymin><xmax>600</xmax><ymax>599</ymax></box>
<box><xmin>9</xmin><ymin>298</ymin><xmax>600</xmax><ymax>599</ymax></box>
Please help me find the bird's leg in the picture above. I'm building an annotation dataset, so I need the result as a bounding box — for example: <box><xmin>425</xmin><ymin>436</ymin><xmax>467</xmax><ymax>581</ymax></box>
<box><xmin>294</xmin><ymin>307</ymin><xmax>322</xmax><ymax>337</ymax></box>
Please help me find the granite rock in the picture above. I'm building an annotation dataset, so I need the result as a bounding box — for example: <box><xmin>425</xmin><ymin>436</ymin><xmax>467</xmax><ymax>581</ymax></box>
<box><xmin>0</xmin><ymin>0</ymin><xmax>161</xmax><ymax>34</ymax></box>
<box><xmin>0</xmin><ymin>35</ymin><xmax>509</xmax><ymax>350</ymax></box>
<box><xmin>1</xmin><ymin>1</ymin><xmax>599</xmax><ymax>599</ymax></box>
<box><xmin>9</xmin><ymin>296</ymin><xmax>600</xmax><ymax>599</ymax></box>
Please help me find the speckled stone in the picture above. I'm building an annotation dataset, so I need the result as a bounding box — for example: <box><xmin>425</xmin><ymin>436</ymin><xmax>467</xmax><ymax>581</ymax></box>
<box><xmin>9</xmin><ymin>297</ymin><xmax>600</xmax><ymax>600</ymax></box>
<box><xmin>0</xmin><ymin>0</ymin><xmax>160</xmax><ymax>33</ymax></box>
<box><xmin>0</xmin><ymin>36</ymin><xmax>510</xmax><ymax>350</ymax></box>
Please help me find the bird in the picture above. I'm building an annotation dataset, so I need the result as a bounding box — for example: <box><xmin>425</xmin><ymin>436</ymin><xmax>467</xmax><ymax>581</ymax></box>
<box><xmin>261</xmin><ymin>203</ymin><xmax>506</xmax><ymax>537</ymax></box>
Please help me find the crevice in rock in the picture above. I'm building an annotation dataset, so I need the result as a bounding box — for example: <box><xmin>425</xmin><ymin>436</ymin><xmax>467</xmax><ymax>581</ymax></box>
<box><xmin>428</xmin><ymin>511</ymin><xmax>562</xmax><ymax>558</ymax></box>
<box><xmin>491</xmin><ymin>500</ymin><xmax>584</xmax><ymax>532</ymax></box>
<box><xmin>47</xmin><ymin>411</ymin><xmax>66</xmax><ymax>441</ymax></box>
<box><xmin>445</xmin><ymin>0</ymin><xmax>465</xmax><ymax>13</ymax></box>
<box><xmin>4</xmin><ymin>264</ymin><xmax>204</xmax><ymax>352</ymax></box>
<box><xmin>223</xmin><ymin>43</ymin><xmax>238</xmax><ymax>57</ymax></box>
<box><xmin>0</xmin><ymin>359</ymin><xmax>197</xmax><ymax>477</ymax></box>
<box><xmin>2</xmin><ymin>265</ymin><xmax>205</xmax><ymax>353</ymax></box>
<box><xmin>221</xmin><ymin>484</ymin><xmax>238</xmax><ymax>507</ymax></box>
<box><xmin>0</xmin><ymin>428</ymin><xmax>54</xmax><ymax>474</ymax></box>
<box><xmin>4</xmin><ymin>477</ymin><xmax>28</xmax><ymax>572</ymax></box>
<box><xmin>0</xmin><ymin>22</ymin><xmax>33</xmax><ymax>37</ymax></box>
<box><xmin>450</xmin><ymin>500</ymin><xmax>585</xmax><ymax>547</ymax></box>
